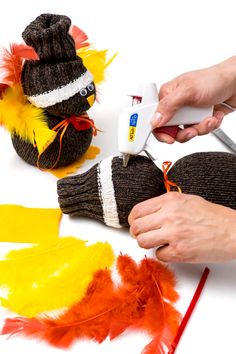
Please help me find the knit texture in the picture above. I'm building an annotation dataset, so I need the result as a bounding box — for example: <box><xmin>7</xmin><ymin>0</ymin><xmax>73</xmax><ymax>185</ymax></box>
<box><xmin>57</xmin><ymin>152</ymin><xmax>236</xmax><ymax>228</ymax></box>
<box><xmin>169</xmin><ymin>151</ymin><xmax>236</xmax><ymax>210</ymax></box>
<box><xmin>12</xmin><ymin>114</ymin><xmax>93</xmax><ymax>169</ymax></box>
<box><xmin>21</xmin><ymin>13</ymin><xmax>96</xmax><ymax>115</ymax></box>
<box><xmin>57</xmin><ymin>155</ymin><xmax>166</xmax><ymax>227</ymax></box>
<box><xmin>11</xmin><ymin>13</ymin><xmax>96</xmax><ymax>168</ymax></box>
<box><xmin>112</xmin><ymin>156</ymin><xmax>165</xmax><ymax>226</ymax></box>
<box><xmin>57</xmin><ymin>162</ymin><xmax>103</xmax><ymax>221</ymax></box>
<box><xmin>22</xmin><ymin>13</ymin><xmax>76</xmax><ymax>62</ymax></box>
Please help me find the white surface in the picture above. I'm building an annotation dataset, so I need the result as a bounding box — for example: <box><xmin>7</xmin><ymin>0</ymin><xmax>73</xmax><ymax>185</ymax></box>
<box><xmin>0</xmin><ymin>1</ymin><xmax>236</xmax><ymax>353</ymax></box>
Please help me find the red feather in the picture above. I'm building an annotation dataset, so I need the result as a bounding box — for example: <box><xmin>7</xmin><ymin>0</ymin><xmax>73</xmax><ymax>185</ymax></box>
<box><xmin>69</xmin><ymin>25</ymin><xmax>90</xmax><ymax>49</ymax></box>
<box><xmin>1</xmin><ymin>255</ymin><xmax>181</xmax><ymax>353</ymax></box>
<box><xmin>11</xmin><ymin>43</ymin><xmax>38</xmax><ymax>60</ymax></box>
<box><xmin>0</xmin><ymin>43</ymin><xmax>38</xmax><ymax>87</ymax></box>
<box><xmin>0</xmin><ymin>44</ymin><xmax>23</xmax><ymax>85</ymax></box>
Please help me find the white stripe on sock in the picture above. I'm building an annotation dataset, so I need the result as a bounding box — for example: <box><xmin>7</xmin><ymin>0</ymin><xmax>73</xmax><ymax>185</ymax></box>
<box><xmin>97</xmin><ymin>156</ymin><xmax>121</xmax><ymax>228</ymax></box>
<box><xmin>27</xmin><ymin>70</ymin><xmax>93</xmax><ymax>108</ymax></box>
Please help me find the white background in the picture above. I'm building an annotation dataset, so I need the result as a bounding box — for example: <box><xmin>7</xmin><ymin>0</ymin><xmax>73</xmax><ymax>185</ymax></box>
<box><xmin>0</xmin><ymin>1</ymin><xmax>236</xmax><ymax>353</ymax></box>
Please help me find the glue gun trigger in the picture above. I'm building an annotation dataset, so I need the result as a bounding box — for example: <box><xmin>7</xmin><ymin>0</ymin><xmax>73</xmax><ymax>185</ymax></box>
<box><xmin>154</xmin><ymin>125</ymin><xmax>179</xmax><ymax>139</ymax></box>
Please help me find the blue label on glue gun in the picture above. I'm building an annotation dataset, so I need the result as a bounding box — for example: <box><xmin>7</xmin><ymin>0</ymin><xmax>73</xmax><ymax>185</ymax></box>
<box><xmin>130</xmin><ymin>113</ymin><xmax>138</xmax><ymax>126</ymax></box>
<box><xmin>129</xmin><ymin>113</ymin><xmax>138</xmax><ymax>142</ymax></box>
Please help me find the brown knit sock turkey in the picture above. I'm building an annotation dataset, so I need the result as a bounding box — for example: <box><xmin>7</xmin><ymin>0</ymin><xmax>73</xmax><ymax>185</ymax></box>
<box><xmin>12</xmin><ymin>13</ymin><xmax>96</xmax><ymax>169</ymax></box>
<box><xmin>57</xmin><ymin>152</ymin><xmax>236</xmax><ymax>228</ymax></box>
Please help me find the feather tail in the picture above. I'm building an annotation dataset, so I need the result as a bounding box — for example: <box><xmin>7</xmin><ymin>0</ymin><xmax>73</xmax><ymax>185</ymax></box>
<box><xmin>77</xmin><ymin>47</ymin><xmax>117</xmax><ymax>85</ymax></box>
<box><xmin>0</xmin><ymin>85</ymin><xmax>56</xmax><ymax>149</ymax></box>
<box><xmin>11</xmin><ymin>43</ymin><xmax>38</xmax><ymax>60</ymax></box>
<box><xmin>69</xmin><ymin>25</ymin><xmax>90</xmax><ymax>49</ymax></box>
<box><xmin>0</xmin><ymin>42</ymin><xmax>38</xmax><ymax>87</ymax></box>
<box><xmin>0</xmin><ymin>44</ymin><xmax>23</xmax><ymax>86</ymax></box>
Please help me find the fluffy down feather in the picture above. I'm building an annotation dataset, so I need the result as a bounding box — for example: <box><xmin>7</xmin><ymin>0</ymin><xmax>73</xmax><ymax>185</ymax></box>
<box><xmin>2</xmin><ymin>255</ymin><xmax>181</xmax><ymax>354</ymax></box>
<box><xmin>0</xmin><ymin>85</ymin><xmax>56</xmax><ymax>152</ymax></box>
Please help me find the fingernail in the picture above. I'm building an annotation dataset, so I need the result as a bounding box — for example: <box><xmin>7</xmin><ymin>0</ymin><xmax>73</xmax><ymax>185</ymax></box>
<box><xmin>151</xmin><ymin>112</ymin><xmax>163</xmax><ymax>127</ymax></box>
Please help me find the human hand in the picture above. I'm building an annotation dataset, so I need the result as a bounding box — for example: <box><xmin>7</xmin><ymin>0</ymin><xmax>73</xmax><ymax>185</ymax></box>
<box><xmin>128</xmin><ymin>192</ymin><xmax>236</xmax><ymax>263</ymax></box>
<box><xmin>152</xmin><ymin>56</ymin><xmax>236</xmax><ymax>143</ymax></box>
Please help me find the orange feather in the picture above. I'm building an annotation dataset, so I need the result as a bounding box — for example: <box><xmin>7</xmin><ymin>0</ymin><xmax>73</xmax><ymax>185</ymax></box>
<box><xmin>2</xmin><ymin>255</ymin><xmax>181</xmax><ymax>353</ymax></box>
<box><xmin>0</xmin><ymin>44</ymin><xmax>23</xmax><ymax>86</ymax></box>
<box><xmin>69</xmin><ymin>25</ymin><xmax>90</xmax><ymax>49</ymax></box>
<box><xmin>11</xmin><ymin>43</ymin><xmax>38</xmax><ymax>60</ymax></box>
<box><xmin>0</xmin><ymin>43</ymin><xmax>38</xmax><ymax>87</ymax></box>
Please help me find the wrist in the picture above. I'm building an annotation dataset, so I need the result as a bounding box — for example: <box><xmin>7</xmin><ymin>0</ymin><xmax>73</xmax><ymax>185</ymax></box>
<box><xmin>218</xmin><ymin>56</ymin><xmax>236</xmax><ymax>97</ymax></box>
<box><xmin>225</xmin><ymin>208</ymin><xmax>236</xmax><ymax>260</ymax></box>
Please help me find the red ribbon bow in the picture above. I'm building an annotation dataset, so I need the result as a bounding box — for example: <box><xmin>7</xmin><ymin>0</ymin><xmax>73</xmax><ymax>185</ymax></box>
<box><xmin>37</xmin><ymin>113</ymin><xmax>100</xmax><ymax>170</ymax></box>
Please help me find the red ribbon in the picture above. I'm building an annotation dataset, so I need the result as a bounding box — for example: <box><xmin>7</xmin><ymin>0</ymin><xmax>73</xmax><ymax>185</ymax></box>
<box><xmin>37</xmin><ymin>113</ymin><xmax>100</xmax><ymax>170</ymax></box>
<box><xmin>162</xmin><ymin>161</ymin><xmax>182</xmax><ymax>193</ymax></box>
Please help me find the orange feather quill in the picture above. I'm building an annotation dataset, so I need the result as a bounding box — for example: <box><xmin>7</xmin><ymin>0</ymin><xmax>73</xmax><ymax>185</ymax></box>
<box><xmin>2</xmin><ymin>255</ymin><xmax>181</xmax><ymax>354</ymax></box>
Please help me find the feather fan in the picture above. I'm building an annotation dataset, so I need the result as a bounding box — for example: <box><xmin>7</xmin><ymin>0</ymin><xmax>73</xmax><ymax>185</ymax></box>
<box><xmin>0</xmin><ymin>237</ymin><xmax>114</xmax><ymax>317</ymax></box>
<box><xmin>0</xmin><ymin>43</ymin><xmax>37</xmax><ymax>87</ymax></box>
<box><xmin>0</xmin><ymin>44</ymin><xmax>23</xmax><ymax>86</ymax></box>
<box><xmin>69</xmin><ymin>25</ymin><xmax>90</xmax><ymax>49</ymax></box>
<box><xmin>0</xmin><ymin>85</ymin><xmax>56</xmax><ymax>152</ymax></box>
<box><xmin>77</xmin><ymin>47</ymin><xmax>117</xmax><ymax>85</ymax></box>
<box><xmin>2</xmin><ymin>255</ymin><xmax>181</xmax><ymax>354</ymax></box>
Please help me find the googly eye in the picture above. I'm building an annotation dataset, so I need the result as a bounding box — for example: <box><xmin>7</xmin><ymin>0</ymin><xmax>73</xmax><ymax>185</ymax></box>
<box><xmin>87</xmin><ymin>83</ymin><xmax>94</xmax><ymax>92</ymax></box>
<box><xmin>80</xmin><ymin>88</ymin><xmax>87</xmax><ymax>96</ymax></box>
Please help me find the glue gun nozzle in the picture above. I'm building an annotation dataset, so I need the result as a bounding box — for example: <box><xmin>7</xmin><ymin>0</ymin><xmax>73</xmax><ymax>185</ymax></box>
<box><xmin>122</xmin><ymin>154</ymin><xmax>130</xmax><ymax>167</ymax></box>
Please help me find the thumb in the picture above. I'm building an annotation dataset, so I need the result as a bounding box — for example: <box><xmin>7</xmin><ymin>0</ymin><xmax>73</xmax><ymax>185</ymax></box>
<box><xmin>152</xmin><ymin>89</ymin><xmax>191</xmax><ymax>128</ymax></box>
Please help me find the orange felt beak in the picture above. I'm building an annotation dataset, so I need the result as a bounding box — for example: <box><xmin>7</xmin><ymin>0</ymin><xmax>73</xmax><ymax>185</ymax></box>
<box><xmin>87</xmin><ymin>94</ymin><xmax>95</xmax><ymax>107</ymax></box>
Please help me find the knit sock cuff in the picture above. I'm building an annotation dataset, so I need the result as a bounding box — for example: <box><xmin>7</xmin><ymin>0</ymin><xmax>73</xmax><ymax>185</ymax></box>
<box><xmin>57</xmin><ymin>155</ymin><xmax>166</xmax><ymax>228</ymax></box>
<box><xmin>57</xmin><ymin>165</ymin><xmax>104</xmax><ymax>223</ymax></box>
<box><xmin>22</xmin><ymin>13</ymin><xmax>76</xmax><ymax>62</ymax></box>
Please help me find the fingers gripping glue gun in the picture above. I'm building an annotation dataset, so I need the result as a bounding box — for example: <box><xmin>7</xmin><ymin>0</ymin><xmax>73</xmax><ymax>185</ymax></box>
<box><xmin>118</xmin><ymin>82</ymin><xmax>213</xmax><ymax>167</ymax></box>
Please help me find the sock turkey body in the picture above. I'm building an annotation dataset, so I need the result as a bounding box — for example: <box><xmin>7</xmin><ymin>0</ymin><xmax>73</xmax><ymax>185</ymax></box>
<box><xmin>57</xmin><ymin>155</ymin><xmax>165</xmax><ymax>227</ymax></box>
<box><xmin>57</xmin><ymin>152</ymin><xmax>236</xmax><ymax>228</ymax></box>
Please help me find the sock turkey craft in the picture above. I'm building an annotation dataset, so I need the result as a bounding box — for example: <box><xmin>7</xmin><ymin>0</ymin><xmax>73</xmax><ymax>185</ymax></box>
<box><xmin>0</xmin><ymin>13</ymin><xmax>115</xmax><ymax>169</ymax></box>
<box><xmin>57</xmin><ymin>151</ymin><xmax>236</xmax><ymax>227</ymax></box>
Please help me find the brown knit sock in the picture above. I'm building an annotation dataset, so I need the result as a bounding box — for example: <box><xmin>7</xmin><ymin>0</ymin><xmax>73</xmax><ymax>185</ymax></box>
<box><xmin>57</xmin><ymin>155</ymin><xmax>165</xmax><ymax>227</ymax></box>
<box><xmin>57</xmin><ymin>152</ymin><xmax>236</xmax><ymax>228</ymax></box>
<box><xmin>168</xmin><ymin>151</ymin><xmax>236</xmax><ymax>210</ymax></box>
<box><xmin>12</xmin><ymin>114</ymin><xmax>93</xmax><ymax>169</ymax></box>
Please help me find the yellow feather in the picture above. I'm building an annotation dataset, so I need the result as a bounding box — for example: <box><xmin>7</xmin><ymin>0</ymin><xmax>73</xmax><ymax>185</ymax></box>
<box><xmin>0</xmin><ymin>237</ymin><xmax>115</xmax><ymax>317</ymax></box>
<box><xmin>0</xmin><ymin>205</ymin><xmax>61</xmax><ymax>243</ymax></box>
<box><xmin>77</xmin><ymin>47</ymin><xmax>117</xmax><ymax>85</ymax></box>
<box><xmin>0</xmin><ymin>85</ymin><xmax>56</xmax><ymax>153</ymax></box>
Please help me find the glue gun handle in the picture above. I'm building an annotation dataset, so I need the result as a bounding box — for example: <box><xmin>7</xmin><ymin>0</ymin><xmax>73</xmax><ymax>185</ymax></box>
<box><xmin>156</xmin><ymin>126</ymin><xmax>179</xmax><ymax>139</ymax></box>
